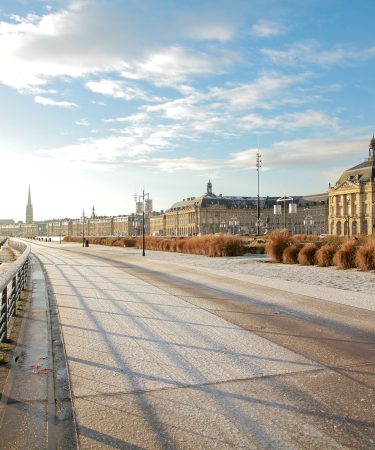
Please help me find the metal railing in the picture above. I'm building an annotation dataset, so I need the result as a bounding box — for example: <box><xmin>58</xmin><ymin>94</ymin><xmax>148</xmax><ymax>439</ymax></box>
<box><xmin>0</xmin><ymin>240</ymin><xmax>30</xmax><ymax>343</ymax></box>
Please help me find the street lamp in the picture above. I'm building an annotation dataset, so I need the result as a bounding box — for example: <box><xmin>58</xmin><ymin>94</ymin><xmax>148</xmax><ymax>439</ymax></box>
<box><xmin>275</xmin><ymin>195</ymin><xmax>295</xmax><ymax>230</ymax></box>
<box><xmin>256</xmin><ymin>152</ymin><xmax>261</xmax><ymax>236</ymax></box>
<box><xmin>138</xmin><ymin>188</ymin><xmax>149</xmax><ymax>256</ymax></box>
<box><xmin>82</xmin><ymin>209</ymin><xmax>85</xmax><ymax>247</ymax></box>
<box><xmin>59</xmin><ymin>218</ymin><xmax>62</xmax><ymax>244</ymax></box>
<box><xmin>219</xmin><ymin>221</ymin><xmax>227</xmax><ymax>234</ymax></box>
<box><xmin>228</xmin><ymin>216</ymin><xmax>239</xmax><ymax>234</ymax></box>
<box><xmin>303</xmin><ymin>208</ymin><xmax>314</xmax><ymax>235</ymax></box>
<box><xmin>346</xmin><ymin>197</ymin><xmax>351</xmax><ymax>240</ymax></box>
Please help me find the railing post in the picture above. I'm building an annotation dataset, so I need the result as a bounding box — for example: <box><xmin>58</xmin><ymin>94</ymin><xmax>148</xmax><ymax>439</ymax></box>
<box><xmin>10</xmin><ymin>275</ymin><xmax>17</xmax><ymax>318</ymax></box>
<box><xmin>1</xmin><ymin>286</ymin><xmax>8</xmax><ymax>342</ymax></box>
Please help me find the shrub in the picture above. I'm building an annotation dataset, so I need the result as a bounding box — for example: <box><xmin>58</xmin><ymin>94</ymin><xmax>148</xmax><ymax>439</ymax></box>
<box><xmin>298</xmin><ymin>244</ymin><xmax>318</xmax><ymax>265</ymax></box>
<box><xmin>293</xmin><ymin>234</ymin><xmax>321</xmax><ymax>243</ymax></box>
<box><xmin>355</xmin><ymin>239</ymin><xmax>375</xmax><ymax>271</ymax></box>
<box><xmin>135</xmin><ymin>235</ymin><xmax>245</xmax><ymax>257</ymax></box>
<box><xmin>63</xmin><ymin>236</ymin><xmax>136</xmax><ymax>247</ymax></box>
<box><xmin>333</xmin><ymin>240</ymin><xmax>359</xmax><ymax>269</ymax></box>
<box><xmin>315</xmin><ymin>244</ymin><xmax>337</xmax><ymax>267</ymax></box>
<box><xmin>265</xmin><ymin>229</ymin><xmax>293</xmax><ymax>263</ymax></box>
<box><xmin>282</xmin><ymin>244</ymin><xmax>302</xmax><ymax>264</ymax></box>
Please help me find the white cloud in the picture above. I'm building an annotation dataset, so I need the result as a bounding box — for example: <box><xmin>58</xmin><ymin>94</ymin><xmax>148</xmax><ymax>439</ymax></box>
<box><xmin>251</xmin><ymin>20</ymin><xmax>287</xmax><ymax>38</ymax></box>
<box><xmin>85</xmin><ymin>79</ymin><xmax>162</xmax><ymax>102</ymax></box>
<box><xmin>76</xmin><ymin>117</ymin><xmax>90</xmax><ymax>126</ymax></box>
<box><xmin>34</xmin><ymin>95</ymin><xmax>78</xmax><ymax>108</ymax></box>
<box><xmin>127</xmin><ymin>157</ymin><xmax>221</xmax><ymax>172</ymax></box>
<box><xmin>0</xmin><ymin>5</ymin><xmax>237</xmax><ymax>92</ymax></box>
<box><xmin>261</xmin><ymin>41</ymin><xmax>375</xmax><ymax>67</ymax></box>
<box><xmin>208</xmin><ymin>72</ymin><xmax>310</xmax><ymax>111</ymax></box>
<box><xmin>121</xmin><ymin>46</ymin><xmax>234</xmax><ymax>86</ymax></box>
<box><xmin>187</xmin><ymin>24</ymin><xmax>234</xmax><ymax>41</ymax></box>
<box><xmin>104</xmin><ymin>113</ymin><xmax>149</xmax><ymax>124</ymax></box>
<box><xmin>239</xmin><ymin>110</ymin><xmax>339</xmax><ymax>131</ymax></box>
<box><xmin>229</xmin><ymin>137</ymin><xmax>367</xmax><ymax>169</ymax></box>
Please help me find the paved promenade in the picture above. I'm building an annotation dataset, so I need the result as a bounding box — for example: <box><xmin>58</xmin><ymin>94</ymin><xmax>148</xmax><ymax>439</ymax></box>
<box><xmin>1</xmin><ymin>241</ymin><xmax>374</xmax><ymax>449</ymax></box>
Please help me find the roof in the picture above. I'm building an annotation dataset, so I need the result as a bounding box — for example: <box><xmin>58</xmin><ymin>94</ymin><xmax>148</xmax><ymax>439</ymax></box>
<box><xmin>168</xmin><ymin>194</ymin><xmax>325</xmax><ymax>211</ymax></box>
<box><xmin>338</xmin><ymin>159</ymin><xmax>375</xmax><ymax>184</ymax></box>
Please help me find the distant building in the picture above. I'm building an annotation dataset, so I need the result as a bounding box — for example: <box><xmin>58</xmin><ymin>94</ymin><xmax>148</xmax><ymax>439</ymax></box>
<box><xmin>150</xmin><ymin>181</ymin><xmax>328</xmax><ymax>236</ymax></box>
<box><xmin>0</xmin><ymin>219</ymin><xmax>14</xmax><ymax>225</ymax></box>
<box><xmin>328</xmin><ymin>136</ymin><xmax>375</xmax><ymax>236</ymax></box>
<box><xmin>26</xmin><ymin>185</ymin><xmax>33</xmax><ymax>224</ymax></box>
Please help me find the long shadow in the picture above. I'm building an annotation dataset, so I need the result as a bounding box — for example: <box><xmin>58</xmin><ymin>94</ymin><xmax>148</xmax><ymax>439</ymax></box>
<box><xmin>51</xmin><ymin>254</ymin><xmax>278</xmax><ymax>446</ymax></box>
<box><xmin>62</xmin><ymin>322</ymin><xmax>318</xmax><ymax>369</ymax></box>
<box><xmin>51</xmin><ymin>263</ymin><xmax>180</xmax><ymax>449</ymax></box>
<box><xmin>60</xmin><ymin>246</ymin><xmax>375</xmax><ymax>344</ymax></box>
<box><xmin>35</xmin><ymin>246</ymin><xmax>375</xmax><ymax>447</ymax></box>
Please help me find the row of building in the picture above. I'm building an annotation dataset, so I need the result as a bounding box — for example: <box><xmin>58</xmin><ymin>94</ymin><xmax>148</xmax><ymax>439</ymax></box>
<box><xmin>1</xmin><ymin>136</ymin><xmax>374</xmax><ymax>239</ymax></box>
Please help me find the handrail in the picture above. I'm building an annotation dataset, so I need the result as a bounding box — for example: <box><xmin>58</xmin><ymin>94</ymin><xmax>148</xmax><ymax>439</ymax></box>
<box><xmin>0</xmin><ymin>240</ymin><xmax>30</xmax><ymax>343</ymax></box>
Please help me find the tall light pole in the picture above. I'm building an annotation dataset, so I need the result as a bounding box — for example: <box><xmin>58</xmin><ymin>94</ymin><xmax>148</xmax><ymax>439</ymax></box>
<box><xmin>139</xmin><ymin>189</ymin><xmax>149</xmax><ymax>256</ymax></box>
<box><xmin>256</xmin><ymin>152</ymin><xmax>261</xmax><ymax>236</ymax></box>
<box><xmin>82</xmin><ymin>209</ymin><xmax>85</xmax><ymax>247</ymax></box>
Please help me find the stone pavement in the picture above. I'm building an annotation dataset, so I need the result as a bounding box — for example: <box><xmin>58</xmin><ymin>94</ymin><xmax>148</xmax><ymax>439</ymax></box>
<box><xmin>1</xmin><ymin>241</ymin><xmax>374</xmax><ymax>449</ymax></box>
<box><xmin>28</xmin><ymin>242</ymin><xmax>375</xmax><ymax>449</ymax></box>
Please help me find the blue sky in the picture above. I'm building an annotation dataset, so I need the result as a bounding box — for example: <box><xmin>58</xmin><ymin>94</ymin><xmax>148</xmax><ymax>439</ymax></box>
<box><xmin>0</xmin><ymin>0</ymin><xmax>374</xmax><ymax>221</ymax></box>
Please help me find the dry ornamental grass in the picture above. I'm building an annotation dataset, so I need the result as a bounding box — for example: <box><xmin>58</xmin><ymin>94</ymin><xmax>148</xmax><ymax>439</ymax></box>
<box><xmin>298</xmin><ymin>244</ymin><xmax>319</xmax><ymax>265</ymax></box>
<box><xmin>333</xmin><ymin>240</ymin><xmax>359</xmax><ymax>269</ymax></box>
<box><xmin>265</xmin><ymin>229</ymin><xmax>294</xmax><ymax>263</ymax></box>
<box><xmin>355</xmin><ymin>239</ymin><xmax>375</xmax><ymax>271</ymax></box>
<box><xmin>282</xmin><ymin>244</ymin><xmax>302</xmax><ymax>264</ymax></box>
<box><xmin>315</xmin><ymin>243</ymin><xmax>337</xmax><ymax>267</ymax></box>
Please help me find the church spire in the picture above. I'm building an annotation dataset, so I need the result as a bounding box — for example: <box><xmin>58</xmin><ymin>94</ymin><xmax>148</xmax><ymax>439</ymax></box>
<box><xmin>369</xmin><ymin>134</ymin><xmax>375</xmax><ymax>160</ymax></box>
<box><xmin>207</xmin><ymin>179</ymin><xmax>213</xmax><ymax>195</ymax></box>
<box><xmin>26</xmin><ymin>185</ymin><xmax>33</xmax><ymax>224</ymax></box>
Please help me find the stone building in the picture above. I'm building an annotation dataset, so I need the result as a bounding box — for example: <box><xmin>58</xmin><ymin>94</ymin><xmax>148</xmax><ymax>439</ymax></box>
<box><xmin>328</xmin><ymin>136</ymin><xmax>375</xmax><ymax>237</ymax></box>
<box><xmin>150</xmin><ymin>181</ymin><xmax>328</xmax><ymax>236</ymax></box>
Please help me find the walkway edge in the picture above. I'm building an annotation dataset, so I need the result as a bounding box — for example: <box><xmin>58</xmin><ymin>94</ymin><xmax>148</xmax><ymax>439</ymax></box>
<box><xmin>35</xmin><ymin>253</ymin><xmax>79</xmax><ymax>450</ymax></box>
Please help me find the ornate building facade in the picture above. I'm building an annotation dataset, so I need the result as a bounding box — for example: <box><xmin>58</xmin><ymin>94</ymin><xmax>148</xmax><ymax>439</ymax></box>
<box><xmin>150</xmin><ymin>181</ymin><xmax>328</xmax><ymax>236</ymax></box>
<box><xmin>328</xmin><ymin>136</ymin><xmax>375</xmax><ymax>237</ymax></box>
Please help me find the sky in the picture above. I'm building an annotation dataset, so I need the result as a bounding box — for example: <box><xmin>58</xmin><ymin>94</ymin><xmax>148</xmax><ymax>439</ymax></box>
<box><xmin>0</xmin><ymin>0</ymin><xmax>374</xmax><ymax>221</ymax></box>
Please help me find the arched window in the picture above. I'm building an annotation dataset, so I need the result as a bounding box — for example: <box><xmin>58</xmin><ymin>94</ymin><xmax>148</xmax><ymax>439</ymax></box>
<box><xmin>330</xmin><ymin>221</ymin><xmax>335</xmax><ymax>235</ymax></box>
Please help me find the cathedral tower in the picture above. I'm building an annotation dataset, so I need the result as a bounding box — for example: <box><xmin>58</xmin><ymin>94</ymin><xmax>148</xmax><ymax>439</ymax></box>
<box><xmin>26</xmin><ymin>185</ymin><xmax>33</xmax><ymax>224</ymax></box>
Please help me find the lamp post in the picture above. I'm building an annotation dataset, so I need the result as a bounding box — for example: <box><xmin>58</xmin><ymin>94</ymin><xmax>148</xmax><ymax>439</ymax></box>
<box><xmin>346</xmin><ymin>197</ymin><xmax>351</xmax><ymax>240</ymax></box>
<box><xmin>256</xmin><ymin>152</ymin><xmax>261</xmax><ymax>236</ymax></box>
<box><xmin>303</xmin><ymin>208</ymin><xmax>314</xmax><ymax>235</ymax></box>
<box><xmin>275</xmin><ymin>195</ymin><xmax>294</xmax><ymax>230</ymax></box>
<box><xmin>219</xmin><ymin>221</ymin><xmax>227</xmax><ymax>234</ymax></box>
<box><xmin>82</xmin><ymin>209</ymin><xmax>85</xmax><ymax>247</ymax></box>
<box><xmin>59</xmin><ymin>218</ymin><xmax>62</xmax><ymax>244</ymax></box>
<box><xmin>139</xmin><ymin>189</ymin><xmax>149</xmax><ymax>256</ymax></box>
<box><xmin>229</xmin><ymin>216</ymin><xmax>238</xmax><ymax>234</ymax></box>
